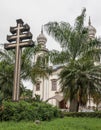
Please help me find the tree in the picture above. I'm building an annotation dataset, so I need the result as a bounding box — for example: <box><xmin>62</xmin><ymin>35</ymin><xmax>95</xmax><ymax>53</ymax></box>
<box><xmin>0</xmin><ymin>50</ymin><xmax>14</xmax><ymax>99</ymax></box>
<box><xmin>20</xmin><ymin>86</ymin><xmax>32</xmax><ymax>100</ymax></box>
<box><xmin>0</xmin><ymin>44</ymin><xmax>52</xmax><ymax>100</ymax></box>
<box><xmin>0</xmin><ymin>47</ymin><xmax>35</xmax><ymax>99</ymax></box>
<box><xmin>59</xmin><ymin>59</ymin><xmax>101</xmax><ymax>112</ymax></box>
<box><xmin>44</xmin><ymin>8</ymin><xmax>101</xmax><ymax>112</ymax></box>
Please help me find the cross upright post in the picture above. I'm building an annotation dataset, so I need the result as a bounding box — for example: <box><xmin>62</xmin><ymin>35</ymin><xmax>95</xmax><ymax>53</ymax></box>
<box><xmin>4</xmin><ymin>19</ymin><xmax>34</xmax><ymax>101</ymax></box>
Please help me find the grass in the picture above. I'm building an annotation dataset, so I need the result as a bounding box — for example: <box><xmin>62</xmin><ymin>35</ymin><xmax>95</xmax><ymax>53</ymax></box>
<box><xmin>0</xmin><ymin>117</ymin><xmax>101</xmax><ymax>130</ymax></box>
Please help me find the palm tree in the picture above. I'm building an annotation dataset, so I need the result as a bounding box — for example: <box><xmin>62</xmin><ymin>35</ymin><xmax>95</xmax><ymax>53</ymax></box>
<box><xmin>0</xmin><ymin>47</ymin><xmax>35</xmax><ymax>99</ymax></box>
<box><xmin>44</xmin><ymin>8</ymin><xmax>101</xmax><ymax>112</ymax></box>
<box><xmin>0</xmin><ymin>50</ymin><xmax>14</xmax><ymax>99</ymax></box>
<box><xmin>0</xmin><ymin>44</ymin><xmax>52</xmax><ymax>100</ymax></box>
<box><xmin>59</xmin><ymin>59</ymin><xmax>101</xmax><ymax>112</ymax></box>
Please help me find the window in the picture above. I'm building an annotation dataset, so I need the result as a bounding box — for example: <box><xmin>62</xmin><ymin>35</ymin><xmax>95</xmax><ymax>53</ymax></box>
<box><xmin>51</xmin><ymin>79</ymin><xmax>57</xmax><ymax>91</ymax></box>
<box><xmin>36</xmin><ymin>82</ymin><xmax>40</xmax><ymax>91</ymax></box>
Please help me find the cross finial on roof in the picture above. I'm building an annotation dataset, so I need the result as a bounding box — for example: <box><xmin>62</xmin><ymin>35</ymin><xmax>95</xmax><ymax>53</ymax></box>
<box><xmin>88</xmin><ymin>16</ymin><xmax>91</xmax><ymax>26</ymax></box>
<box><xmin>41</xmin><ymin>25</ymin><xmax>43</xmax><ymax>34</ymax></box>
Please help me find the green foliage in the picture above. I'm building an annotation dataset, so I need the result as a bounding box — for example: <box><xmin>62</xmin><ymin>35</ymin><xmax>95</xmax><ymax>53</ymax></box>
<box><xmin>0</xmin><ymin>101</ymin><xmax>61</xmax><ymax>121</ymax></box>
<box><xmin>0</xmin><ymin>46</ymin><xmax>37</xmax><ymax>99</ymax></box>
<box><xmin>33</xmin><ymin>94</ymin><xmax>42</xmax><ymax>102</ymax></box>
<box><xmin>63</xmin><ymin>112</ymin><xmax>101</xmax><ymax>118</ymax></box>
<box><xmin>21</xmin><ymin>87</ymin><xmax>32</xmax><ymax>100</ymax></box>
<box><xmin>59</xmin><ymin>59</ymin><xmax>101</xmax><ymax>111</ymax></box>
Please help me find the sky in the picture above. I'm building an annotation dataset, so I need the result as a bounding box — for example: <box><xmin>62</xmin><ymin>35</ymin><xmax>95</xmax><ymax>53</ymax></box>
<box><xmin>0</xmin><ymin>0</ymin><xmax>101</xmax><ymax>50</ymax></box>
<box><xmin>0</xmin><ymin>0</ymin><xmax>101</xmax><ymax>89</ymax></box>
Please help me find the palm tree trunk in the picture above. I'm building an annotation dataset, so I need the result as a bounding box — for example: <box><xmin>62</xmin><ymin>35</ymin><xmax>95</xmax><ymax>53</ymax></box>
<box><xmin>69</xmin><ymin>98</ymin><xmax>79</xmax><ymax>112</ymax></box>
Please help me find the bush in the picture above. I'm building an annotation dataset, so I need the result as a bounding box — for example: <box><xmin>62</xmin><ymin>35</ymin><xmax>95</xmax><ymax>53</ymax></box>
<box><xmin>0</xmin><ymin>101</ymin><xmax>61</xmax><ymax>121</ymax></box>
<box><xmin>63</xmin><ymin>112</ymin><xmax>101</xmax><ymax>118</ymax></box>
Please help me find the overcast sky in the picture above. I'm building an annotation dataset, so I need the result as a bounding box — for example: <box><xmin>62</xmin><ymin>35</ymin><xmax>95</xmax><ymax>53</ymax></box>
<box><xmin>0</xmin><ymin>0</ymin><xmax>101</xmax><ymax>51</ymax></box>
<box><xmin>0</xmin><ymin>0</ymin><xmax>101</xmax><ymax>89</ymax></box>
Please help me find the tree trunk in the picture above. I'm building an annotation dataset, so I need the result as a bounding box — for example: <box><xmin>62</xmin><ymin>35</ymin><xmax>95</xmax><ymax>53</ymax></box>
<box><xmin>69</xmin><ymin>98</ymin><xmax>79</xmax><ymax>112</ymax></box>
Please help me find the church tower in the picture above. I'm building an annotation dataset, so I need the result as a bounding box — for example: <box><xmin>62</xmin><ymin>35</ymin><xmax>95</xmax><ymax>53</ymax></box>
<box><xmin>37</xmin><ymin>26</ymin><xmax>47</xmax><ymax>49</ymax></box>
<box><xmin>34</xmin><ymin>26</ymin><xmax>48</xmax><ymax>63</ymax></box>
<box><xmin>33</xmin><ymin>27</ymin><xmax>49</xmax><ymax>100</ymax></box>
<box><xmin>87</xmin><ymin>17</ymin><xmax>96</xmax><ymax>39</ymax></box>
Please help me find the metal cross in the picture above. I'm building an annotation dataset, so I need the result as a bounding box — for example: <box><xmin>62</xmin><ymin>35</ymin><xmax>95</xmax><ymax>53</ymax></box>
<box><xmin>4</xmin><ymin>19</ymin><xmax>34</xmax><ymax>101</ymax></box>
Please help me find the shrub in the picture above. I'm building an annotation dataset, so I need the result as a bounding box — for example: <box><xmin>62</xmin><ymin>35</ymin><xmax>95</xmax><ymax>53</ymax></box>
<box><xmin>0</xmin><ymin>101</ymin><xmax>61</xmax><ymax>121</ymax></box>
<box><xmin>63</xmin><ymin>112</ymin><xmax>101</xmax><ymax>118</ymax></box>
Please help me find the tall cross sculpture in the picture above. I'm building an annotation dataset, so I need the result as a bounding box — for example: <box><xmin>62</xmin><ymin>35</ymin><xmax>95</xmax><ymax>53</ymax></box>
<box><xmin>4</xmin><ymin>19</ymin><xmax>34</xmax><ymax>101</ymax></box>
